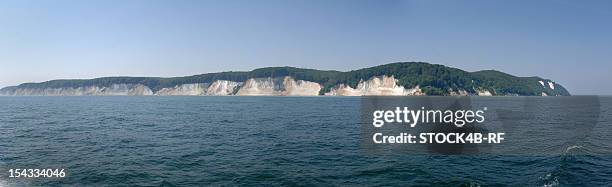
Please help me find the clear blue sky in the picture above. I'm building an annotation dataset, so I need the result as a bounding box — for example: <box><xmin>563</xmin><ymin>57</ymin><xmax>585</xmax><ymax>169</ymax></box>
<box><xmin>1</xmin><ymin>0</ymin><xmax>610</xmax><ymax>94</ymax></box>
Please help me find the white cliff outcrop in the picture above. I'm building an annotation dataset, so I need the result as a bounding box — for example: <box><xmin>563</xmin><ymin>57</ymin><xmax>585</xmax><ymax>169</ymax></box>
<box><xmin>127</xmin><ymin>84</ymin><xmax>154</xmax><ymax>95</ymax></box>
<box><xmin>0</xmin><ymin>84</ymin><xmax>153</xmax><ymax>96</ymax></box>
<box><xmin>538</xmin><ymin>80</ymin><xmax>555</xmax><ymax>90</ymax></box>
<box><xmin>235</xmin><ymin>77</ymin><xmax>322</xmax><ymax>96</ymax></box>
<box><xmin>206</xmin><ymin>80</ymin><xmax>242</xmax><ymax>96</ymax></box>
<box><xmin>236</xmin><ymin>78</ymin><xmax>283</xmax><ymax>96</ymax></box>
<box><xmin>324</xmin><ymin>75</ymin><xmax>422</xmax><ymax>96</ymax></box>
<box><xmin>155</xmin><ymin>83</ymin><xmax>209</xmax><ymax>96</ymax></box>
<box><xmin>476</xmin><ymin>89</ymin><xmax>493</xmax><ymax>96</ymax></box>
<box><xmin>548</xmin><ymin>81</ymin><xmax>555</xmax><ymax>90</ymax></box>
<box><xmin>282</xmin><ymin>77</ymin><xmax>321</xmax><ymax>96</ymax></box>
<box><xmin>0</xmin><ymin>62</ymin><xmax>570</xmax><ymax>97</ymax></box>
<box><xmin>1</xmin><ymin>75</ymin><xmax>560</xmax><ymax>97</ymax></box>
<box><xmin>1</xmin><ymin>78</ymin><xmax>322</xmax><ymax>96</ymax></box>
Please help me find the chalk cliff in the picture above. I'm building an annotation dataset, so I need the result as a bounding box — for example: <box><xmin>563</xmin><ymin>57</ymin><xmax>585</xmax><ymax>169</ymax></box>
<box><xmin>324</xmin><ymin>76</ymin><xmax>422</xmax><ymax>96</ymax></box>
<box><xmin>0</xmin><ymin>76</ymin><xmax>419</xmax><ymax>96</ymax></box>
<box><xmin>0</xmin><ymin>84</ymin><xmax>153</xmax><ymax>96</ymax></box>
<box><xmin>0</xmin><ymin>62</ymin><xmax>570</xmax><ymax>96</ymax></box>
<box><xmin>236</xmin><ymin>78</ymin><xmax>283</xmax><ymax>96</ymax></box>
<box><xmin>155</xmin><ymin>83</ymin><xmax>209</xmax><ymax>96</ymax></box>
<box><xmin>235</xmin><ymin>77</ymin><xmax>321</xmax><ymax>96</ymax></box>
<box><xmin>206</xmin><ymin>80</ymin><xmax>242</xmax><ymax>96</ymax></box>
<box><xmin>281</xmin><ymin>77</ymin><xmax>321</xmax><ymax>96</ymax></box>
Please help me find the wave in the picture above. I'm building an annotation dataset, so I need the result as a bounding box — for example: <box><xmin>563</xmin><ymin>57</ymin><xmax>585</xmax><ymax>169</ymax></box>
<box><xmin>565</xmin><ymin>145</ymin><xmax>583</xmax><ymax>153</ymax></box>
<box><xmin>537</xmin><ymin>144</ymin><xmax>602</xmax><ymax>187</ymax></box>
<box><xmin>539</xmin><ymin>172</ymin><xmax>559</xmax><ymax>187</ymax></box>
<box><xmin>0</xmin><ymin>179</ymin><xmax>9</xmax><ymax>187</ymax></box>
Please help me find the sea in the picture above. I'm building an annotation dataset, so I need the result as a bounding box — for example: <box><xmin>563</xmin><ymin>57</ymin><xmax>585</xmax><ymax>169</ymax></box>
<box><xmin>0</xmin><ymin>96</ymin><xmax>611</xmax><ymax>186</ymax></box>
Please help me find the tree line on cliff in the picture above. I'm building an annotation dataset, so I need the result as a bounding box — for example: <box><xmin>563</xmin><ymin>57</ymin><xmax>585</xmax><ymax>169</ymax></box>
<box><xmin>4</xmin><ymin>62</ymin><xmax>569</xmax><ymax>96</ymax></box>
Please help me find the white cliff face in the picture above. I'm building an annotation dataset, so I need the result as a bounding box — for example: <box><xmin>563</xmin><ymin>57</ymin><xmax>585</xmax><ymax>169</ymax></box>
<box><xmin>539</xmin><ymin>80</ymin><xmax>555</xmax><ymax>90</ymax></box>
<box><xmin>282</xmin><ymin>77</ymin><xmax>321</xmax><ymax>96</ymax></box>
<box><xmin>548</xmin><ymin>81</ymin><xmax>555</xmax><ymax>90</ymax></box>
<box><xmin>31</xmin><ymin>86</ymin><xmax>102</xmax><ymax>96</ymax></box>
<box><xmin>476</xmin><ymin>89</ymin><xmax>493</xmax><ymax>96</ymax></box>
<box><xmin>128</xmin><ymin>84</ymin><xmax>154</xmax><ymax>95</ymax></box>
<box><xmin>103</xmin><ymin>84</ymin><xmax>153</xmax><ymax>96</ymax></box>
<box><xmin>0</xmin><ymin>78</ymin><xmax>320</xmax><ymax>96</ymax></box>
<box><xmin>155</xmin><ymin>83</ymin><xmax>209</xmax><ymax>96</ymax></box>
<box><xmin>6</xmin><ymin>76</ymin><xmax>547</xmax><ymax>97</ymax></box>
<box><xmin>0</xmin><ymin>84</ymin><xmax>153</xmax><ymax>96</ymax></box>
<box><xmin>206</xmin><ymin>80</ymin><xmax>242</xmax><ymax>95</ymax></box>
<box><xmin>235</xmin><ymin>77</ymin><xmax>322</xmax><ymax>96</ymax></box>
<box><xmin>324</xmin><ymin>75</ymin><xmax>422</xmax><ymax>96</ymax></box>
<box><xmin>236</xmin><ymin>78</ymin><xmax>282</xmax><ymax>96</ymax></box>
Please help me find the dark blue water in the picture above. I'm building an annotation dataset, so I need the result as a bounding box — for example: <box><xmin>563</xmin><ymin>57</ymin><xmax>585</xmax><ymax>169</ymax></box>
<box><xmin>0</xmin><ymin>96</ymin><xmax>611</xmax><ymax>186</ymax></box>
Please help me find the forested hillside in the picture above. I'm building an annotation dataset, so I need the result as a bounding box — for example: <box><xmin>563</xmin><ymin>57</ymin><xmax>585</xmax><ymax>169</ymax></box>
<box><xmin>1</xmin><ymin>62</ymin><xmax>570</xmax><ymax>96</ymax></box>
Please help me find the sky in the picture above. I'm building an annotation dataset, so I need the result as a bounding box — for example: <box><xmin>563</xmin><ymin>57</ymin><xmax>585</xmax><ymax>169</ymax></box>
<box><xmin>0</xmin><ymin>0</ymin><xmax>610</xmax><ymax>95</ymax></box>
